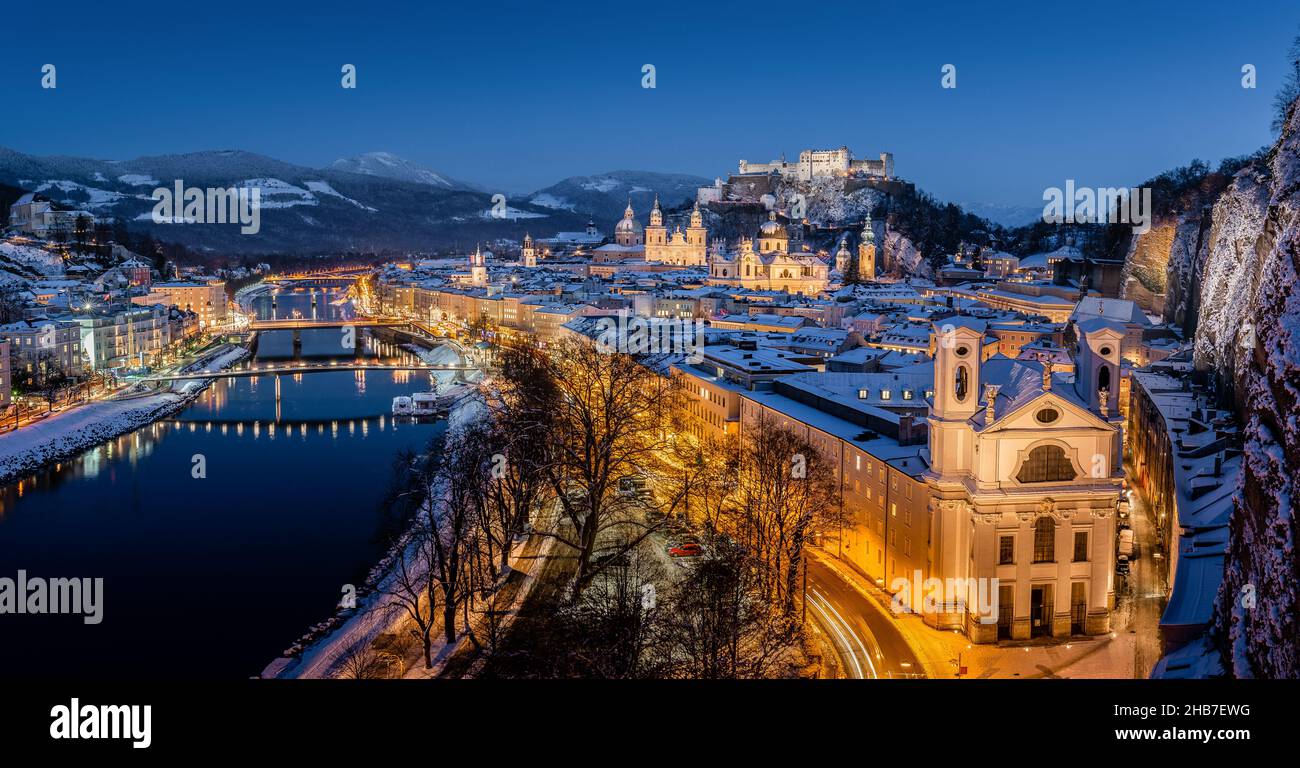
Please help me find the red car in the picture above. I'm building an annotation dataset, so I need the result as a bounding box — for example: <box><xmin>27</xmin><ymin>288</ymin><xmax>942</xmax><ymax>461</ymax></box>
<box><xmin>669</xmin><ymin>543</ymin><xmax>703</xmax><ymax>557</ymax></box>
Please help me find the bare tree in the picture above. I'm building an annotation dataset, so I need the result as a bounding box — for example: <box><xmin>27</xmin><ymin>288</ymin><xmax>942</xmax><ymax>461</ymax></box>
<box><xmin>377</xmin><ymin>449</ymin><xmax>443</xmax><ymax>669</ymax></box>
<box><xmin>728</xmin><ymin>414</ymin><xmax>839</xmax><ymax>618</ymax></box>
<box><xmin>496</xmin><ymin>336</ymin><xmax>680</xmax><ymax>595</ymax></box>
<box><xmin>660</xmin><ymin>538</ymin><xmax>799</xmax><ymax>679</ymax></box>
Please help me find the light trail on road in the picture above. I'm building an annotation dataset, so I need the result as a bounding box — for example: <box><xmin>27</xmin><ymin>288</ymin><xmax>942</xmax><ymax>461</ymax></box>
<box><xmin>807</xmin><ymin>586</ymin><xmax>878</xmax><ymax>679</ymax></box>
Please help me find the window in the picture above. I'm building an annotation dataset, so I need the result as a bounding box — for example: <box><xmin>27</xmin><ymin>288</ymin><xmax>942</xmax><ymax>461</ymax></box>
<box><xmin>1035</xmin><ymin>408</ymin><xmax>1060</xmax><ymax>425</ymax></box>
<box><xmin>999</xmin><ymin>535</ymin><xmax>1014</xmax><ymax>565</ymax></box>
<box><xmin>1033</xmin><ymin>517</ymin><xmax>1056</xmax><ymax>563</ymax></box>
<box><xmin>880</xmin><ymin>389</ymin><xmax>891</xmax><ymax>400</ymax></box>
<box><xmin>1073</xmin><ymin>531</ymin><xmax>1089</xmax><ymax>562</ymax></box>
<box><xmin>890</xmin><ymin>502</ymin><xmax>897</xmax><ymax>517</ymax></box>
<box><xmin>1016</xmin><ymin>445</ymin><xmax>1076</xmax><ymax>483</ymax></box>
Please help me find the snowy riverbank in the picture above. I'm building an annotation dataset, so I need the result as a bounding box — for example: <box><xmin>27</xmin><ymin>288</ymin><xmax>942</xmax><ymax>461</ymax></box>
<box><xmin>264</xmin><ymin>395</ymin><xmax>486</xmax><ymax>680</ymax></box>
<box><xmin>0</xmin><ymin>345</ymin><xmax>250</xmax><ymax>485</ymax></box>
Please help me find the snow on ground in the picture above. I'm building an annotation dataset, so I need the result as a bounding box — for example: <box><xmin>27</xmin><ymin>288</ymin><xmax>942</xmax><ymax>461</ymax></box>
<box><xmin>0</xmin><ymin>344</ymin><xmax>249</xmax><ymax>482</ymax></box>
<box><xmin>237</xmin><ymin>178</ymin><xmax>318</xmax><ymax>209</ymax></box>
<box><xmin>580</xmin><ymin>177</ymin><xmax>622</xmax><ymax>193</ymax></box>
<box><xmin>304</xmin><ymin>180</ymin><xmax>378</xmax><ymax>212</ymax></box>
<box><xmin>529</xmin><ymin>193</ymin><xmax>576</xmax><ymax>211</ymax></box>
<box><xmin>35</xmin><ymin>180</ymin><xmax>128</xmax><ymax>209</ymax></box>
<box><xmin>479</xmin><ymin>206</ymin><xmax>547</xmax><ymax>221</ymax></box>
<box><xmin>117</xmin><ymin>173</ymin><xmax>160</xmax><ymax>187</ymax></box>
<box><xmin>0</xmin><ymin>240</ymin><xmax>66</xmax><ymax>276</ymax></box>
<box><xmin>0</xmin><ymin>393</ymin><xmax>183</xmax><ymax>483</ymax></box>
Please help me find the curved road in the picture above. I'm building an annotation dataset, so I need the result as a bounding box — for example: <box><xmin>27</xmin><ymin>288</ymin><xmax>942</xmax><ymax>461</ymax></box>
<box><xmin>805</xmin><ymin>555</ymin><xmax>926</xmax><ymax>679</ymax></box>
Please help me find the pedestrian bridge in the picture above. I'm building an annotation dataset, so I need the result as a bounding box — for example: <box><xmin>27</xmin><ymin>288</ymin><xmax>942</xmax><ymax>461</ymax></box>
<box><xmin>139</xmin><ymin>361</ymin><xmax>477</xmax><ymax>382</ymax></box>
<box><xmin>248</xmin><ymin>318</ymin><xmax>408</xmax><ymax>331</ymax></box>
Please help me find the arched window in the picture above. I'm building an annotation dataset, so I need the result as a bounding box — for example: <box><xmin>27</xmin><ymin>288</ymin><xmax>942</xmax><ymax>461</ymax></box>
<box><xmin>1033</xmin><ymin>517</ymin><xmax>1056</xmax><ymax>562</ymax></box>
<box><xmin>1097</xmin><ymin>365</ymin><xmax>1110</xmax><ymax>396</ymax></box>
<box><xmin>954</xmin><ymin>364</ymin><xmax>969</xmax><ymax>402</ymax></box>
<box><xmin>1016</xmin><ymin>444</ymin><xmax>1077</xmax><ymax>484</ymax></box>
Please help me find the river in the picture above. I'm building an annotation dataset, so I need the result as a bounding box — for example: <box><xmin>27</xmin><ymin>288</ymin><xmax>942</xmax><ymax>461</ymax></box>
<box><xmin>0</xmin><ymin>286</ymin><xmax>454</xmax><ymax>679</ymax></box>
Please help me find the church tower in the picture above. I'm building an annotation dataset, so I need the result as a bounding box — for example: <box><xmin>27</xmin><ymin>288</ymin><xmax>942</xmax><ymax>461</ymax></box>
<box><xmin>645</xmin><ymin>195</ymin><xmax>668</xmax><ymax>257</ymax></box>
<box><xmin>858</xmin><ymin>213</ymin><xmax>876</xmax><ymax>280</ymax></box>
<box><xmin>686</xmin><ymin>201</ymin><xmax>707</xmax><ymax>248</ymax></box>
<box><xmin>1073</xmin><ymin>319</ymin><xmax>1125</xmax><ymax>472</ymax></box>
<box><xmin>470</xmin><ymin>244</ymin><xmax>488</xmax><ymax>287</ymax></box>
<box><xmin>522</xmin><ymin>233</ymin><xmax>537</xmax><ymax>267</ymax></box>
<box><xmin>928</xmin><ymin>318</ymin><xmax>986</xmax><ymax>479</ymax></box>
<box><xmin>835</xmin><ymin>237</ymin><xmax>852</xmax><ymax>273</ymax></box>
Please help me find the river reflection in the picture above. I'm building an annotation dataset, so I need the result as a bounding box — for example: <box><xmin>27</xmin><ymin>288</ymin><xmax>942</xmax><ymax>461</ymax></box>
<box><xmin>0</xmin><ymin>313</ymin><xmax>451</xmax><ymax>678</ymax></box>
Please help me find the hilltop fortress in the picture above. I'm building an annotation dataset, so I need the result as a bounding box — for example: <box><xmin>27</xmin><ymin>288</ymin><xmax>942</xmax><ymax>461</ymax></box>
<box><xmin>738</xmin><ymin>146</ymin><xmax>894</xmax><ymax>181</ymax></box>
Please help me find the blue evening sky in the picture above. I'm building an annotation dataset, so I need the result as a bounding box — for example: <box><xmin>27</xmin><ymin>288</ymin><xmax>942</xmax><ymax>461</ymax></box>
<box><xmin>1</xmin><ymin>0</ymin><xmax>1295</xmax><ymax>206</ymax></box>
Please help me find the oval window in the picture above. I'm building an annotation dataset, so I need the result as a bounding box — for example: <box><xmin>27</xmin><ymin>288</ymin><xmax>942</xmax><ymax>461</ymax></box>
<box><xmin>1035</xmin><ymin>408</ymin><xmax>1060</xmax><ymax>424</ymax></box>
<box><xmin>1099</xmin><ymin>346</ymin><xmax>1112</xmax><ymax>356</ymax></box>
<box><xmin>956</xmin><ymin>345</ymin><xmax>970</xmax><ymax>357</ymax></box>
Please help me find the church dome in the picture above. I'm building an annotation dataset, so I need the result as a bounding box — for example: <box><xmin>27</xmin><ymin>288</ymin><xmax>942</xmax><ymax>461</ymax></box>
<box><xmin>615</xmin><ymin>216</ymin><xmax>643</xmax><ymax>235</ymax></box>
<box><xmin>759</xmin><ymin>211</ymin><xmax>787</xmax><ymax>238</ymax></box>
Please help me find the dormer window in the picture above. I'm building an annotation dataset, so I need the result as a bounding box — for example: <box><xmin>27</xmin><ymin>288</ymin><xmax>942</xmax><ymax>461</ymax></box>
<box><xmin>858</xmin><ymin>389</ymin><xmax>868</xmax><ymax>399</ymax></box>
<box><xmin>902</xmin><ymin>389</ymin><xmax>913</xmax><ymax>400</ymax></box>
<box><xmin>880</xmin><ymin>389</ymin><xmax>891</xmax><ymax>401</ymax></box>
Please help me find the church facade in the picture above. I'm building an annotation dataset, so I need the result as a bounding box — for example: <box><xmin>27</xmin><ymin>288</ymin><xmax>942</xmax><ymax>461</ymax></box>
<box><xmin>923</xmin><ymin>318</ymin><xmax>1125</xmax><ymax>643</ymax></box>
<box><xmin>644</xmin><ymin>197</ymin><xmax>708</xmax><ymax>266</ymax></box>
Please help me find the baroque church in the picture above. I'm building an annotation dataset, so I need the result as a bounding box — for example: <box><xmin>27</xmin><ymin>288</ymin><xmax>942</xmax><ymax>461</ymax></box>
<box><xmin>707</xmin><ymin>211</ymin><xmax>830</xmax><ymax>294</ymax></box>
<box><xmin>644</xmin><ymin>196</ymin><xmax>708</xmax><ymax>266</ymax></box>
<box><xmin>923</xmin><ymin>317</ymin><xmax>1126</xmax><ymax>642</ymax></box>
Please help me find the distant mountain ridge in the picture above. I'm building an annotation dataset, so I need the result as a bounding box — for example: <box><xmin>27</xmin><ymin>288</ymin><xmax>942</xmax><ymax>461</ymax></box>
<box><xmin>330</xmin><ymin>151</ymin><xmax>485</xmax><ymax>192</ymax></box>
<box><xmin>0</xmin><ymin>147</ymin><xmax>586</xmax><ymax>254</ymax></box>
<box><xmin>526</xmin><ymin>170</ymin><xmax>711</xmax><ymax>222</ymax></box>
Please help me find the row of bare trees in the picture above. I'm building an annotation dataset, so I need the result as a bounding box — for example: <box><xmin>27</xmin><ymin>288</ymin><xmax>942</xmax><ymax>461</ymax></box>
<box><xmin>372</xmin><ymin>331</ymin><xmax>842</xmax><ymax>676</ymax></box>
<box><xmin>475</xmin><ymin>336</ymin><xmax>841</xmax><ymax>677</ymax></box>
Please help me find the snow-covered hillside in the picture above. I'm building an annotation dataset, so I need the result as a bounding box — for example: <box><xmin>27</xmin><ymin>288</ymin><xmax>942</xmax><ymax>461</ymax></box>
<box><xmin>331</xmin><ymin>151</ymin><xmax>478</xmax><ymax>191</ymax></box>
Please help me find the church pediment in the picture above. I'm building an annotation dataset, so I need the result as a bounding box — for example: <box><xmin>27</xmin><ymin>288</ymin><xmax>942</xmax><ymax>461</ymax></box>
<box><xmin>982</xmin><ymin>390</ymin><xmax>1113</xmax><ymax>434</ymax></box>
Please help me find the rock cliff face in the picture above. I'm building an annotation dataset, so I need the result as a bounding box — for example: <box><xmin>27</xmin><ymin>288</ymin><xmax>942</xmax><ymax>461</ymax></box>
<box><xmin>1191</xmin><ymin>110</ymin><xmax>1300</xmax><ymax>678</ymax></box>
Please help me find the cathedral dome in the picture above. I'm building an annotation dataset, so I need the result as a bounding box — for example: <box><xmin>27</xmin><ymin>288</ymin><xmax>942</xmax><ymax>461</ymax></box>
<box><xmin>615</xmin><ymin>216</ymin><xmax>643</xmax><ymax>235</ymax></box>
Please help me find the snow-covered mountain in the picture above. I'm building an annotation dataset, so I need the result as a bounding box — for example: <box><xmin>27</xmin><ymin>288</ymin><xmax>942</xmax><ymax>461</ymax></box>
<box><xmin>330</xmin><ymin>152</ymin><xmax>482</xmax><ymax>191</ymax></box>
<box><xmin>526</xmin><ymin>170</ymin><xmax>710</xmax><ymax>222</ymax></box>
<box><xmin>0</xmin><ymin>147</ymin><xmax>584</xmax><ymax>254</ymax></box>
<box><xmin>958</xmin><ymin>201</ymin><xmax>1044</xmax><ymax>228</ymax></box>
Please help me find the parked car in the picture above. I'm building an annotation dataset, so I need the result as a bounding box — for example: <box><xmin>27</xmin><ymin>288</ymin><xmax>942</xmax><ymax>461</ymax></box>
<box><xmin>1116</xmin><ymin>555</ymin><xmax>1130</xmax><ymax>575</ymax></box>
<box><xmin>1118</xmin><ymin>528</ymin><xmax>1135</xmax><ymax>559</ymax></box>
<box><xmin>669</xmin><ymin>543</ymin><xmax>703</xmax><ymax>558</ymax></box>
